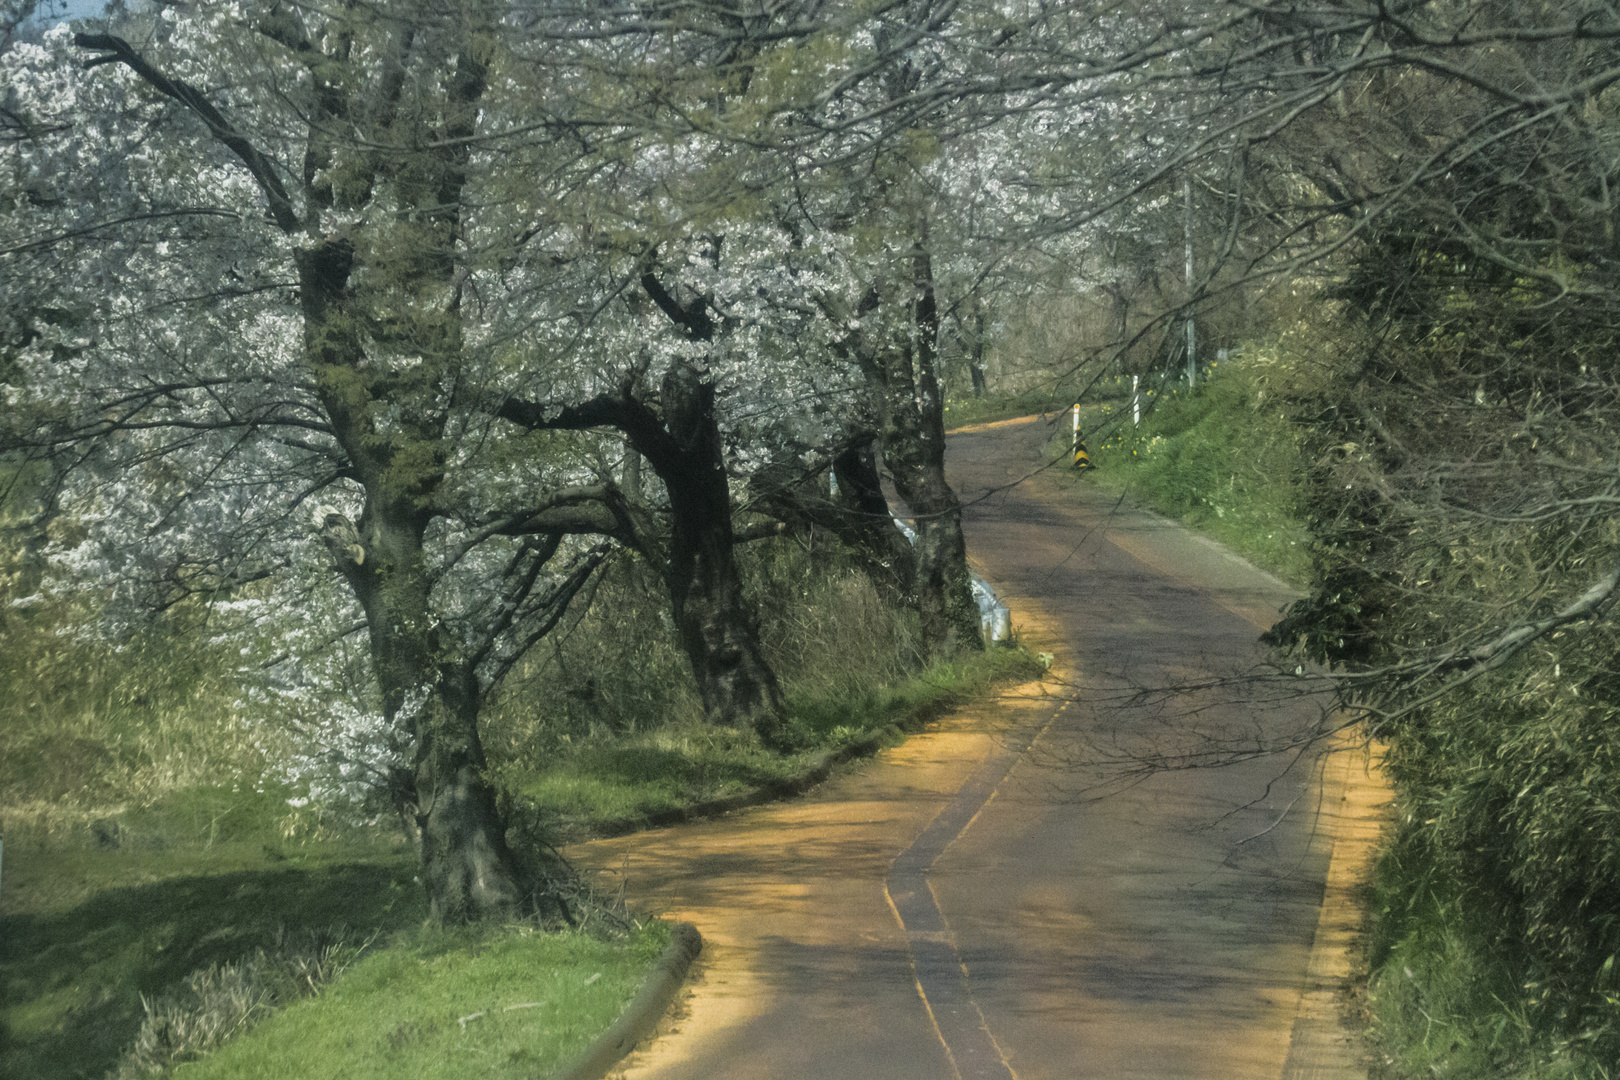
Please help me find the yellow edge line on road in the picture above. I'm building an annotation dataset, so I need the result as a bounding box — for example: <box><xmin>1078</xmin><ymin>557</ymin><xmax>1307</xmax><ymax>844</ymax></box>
<box><xmin>1279</xmin><ymin>737</ymin><xmax>1390</xmax><ymax>1080</ymax></box>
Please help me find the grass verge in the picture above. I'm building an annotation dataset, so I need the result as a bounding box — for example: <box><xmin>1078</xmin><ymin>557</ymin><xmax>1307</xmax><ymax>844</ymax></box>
<box><xmin>172</xmin><ymin>920</ymin><xmax>672</xmax><ymax>1080</ymax></box>
<box><xmin>1065</xmin><ymin>365</ymin><xmax>1313</xmax><ymax>586</ymax></box>
<box><xmin>1364</xmin><ymin>842</ymin><xmax>1619</xmax><ymax>1080</ymax></box>
<box><xmin>0</xmin><ymin>825</ymin><xmax>423</xmax><ymax>1080</ymax></box>
<box><xmin>501</xmin><ymin>644</ymin><xmax>1048</xmax><ymax>839</ymax></box>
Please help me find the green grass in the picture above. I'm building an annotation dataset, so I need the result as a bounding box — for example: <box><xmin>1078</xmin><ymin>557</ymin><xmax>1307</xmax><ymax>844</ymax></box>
<box><xmin>179</xmin><ymin>921</ymin><xmax>671</xmax><ymax>1080</ymax></box>
<box><xmin>1365</xmin><ymin>852</ymin><xmax>1619</xmax><ymax>1080</ymax></box>
<box><xmin>784</xmin><ymin>644</ymin><xmax>1044</xmax><ymax>747</ymax></box>
<box><xmin>1069</xmin><ymin>366</ymin><xmax>1314</xmax><ymax>586</ymax></box>
<box><xmin>505</xmin><ymin>645</ymin><xmax>1047</xmax><ymax>832</ymax></box>
<box><xmin>0</xmin><ymin>807</ymin><xmax>678</xmax><ymax>1080</ymax></box>
<box><xmin>0</xmin><ymin>823</ymin><xmax>423</xmax><ymax>1080</ymax></box>
<box><xmin>1361</xmin><ymin>666</ymin><xmax>1620</xmax><ymax>1080</ymax></box>
<box><xmin>0</xmin><ymin>643</ymin><xmax>1043</xmax><ymax>1080</ymax></box>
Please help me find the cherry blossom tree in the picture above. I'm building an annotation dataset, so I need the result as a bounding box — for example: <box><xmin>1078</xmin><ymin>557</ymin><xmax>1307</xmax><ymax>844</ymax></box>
<box><xmin>6</xmin><ymin>0</ymin><xmax>1439</xmax><ymax>927</ymax></box>
<box><xmin>1</xmin><ymin>3</ymin><xmax>657</xmax><ymax>922</ymax></box>
<box><xmin>1</xmin><ymin>0</ymin><xmax>953</xmax><ymax>915</ymax></box>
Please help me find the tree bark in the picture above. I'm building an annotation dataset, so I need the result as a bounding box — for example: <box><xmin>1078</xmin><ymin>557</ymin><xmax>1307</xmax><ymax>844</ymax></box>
<box><xmin>877</xmin><ymin>241</ymin><xmax>983</xmax><ymax>657</ymax></box>
<box><xmin>327</xmin><ymin>511</ymin><xmax>526</xmax><ymax>922</ymax></box>
<box><xmin>281</xmin><ymin>19</ymin><xmax>529</xmax><ymax>922</ymax></box>
<box><xmin>307</xmin><ymin>243</ymin><xmax>529</xmax><ymax>922</ymax></box>
<box><xmin>830</xmin><ymin>442</ymin><xmax>918</xmax><ymax>601</ymax></box>
<box><xmin>80</xmin><ymin>22</ymin><xmax>539</xmax><ymax>923</ymax></box>
<box><xmin>751</xmin><ymin>440</ymin><xmax>918</xmax><ymax>605</ymax></box>
<box><xmin>658</xmin><ymin>362</ymin><xmax>786</xmax><ymax>728</ymax></box>
<box><xmin>413</xmin><ymin>659</ymin><xmax>530</xmax><ymax>924</ymax></box>
<box><xmin>498</xmin><ymin>367</ymin><xmax>785</xmax><ymax>734</ymax></box>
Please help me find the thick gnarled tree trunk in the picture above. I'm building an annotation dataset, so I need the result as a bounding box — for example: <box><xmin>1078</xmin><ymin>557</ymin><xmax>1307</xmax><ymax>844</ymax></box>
<box><xmin>412</xmin><ymin>663</ymin><xmax>529</xmax><ymax>924</ymax></box>
<box><xmin>316</xmin><ymin>367</ymin><xmax>529</xmax><ymax>925</ymax></box>
<box><xmin>498</xmin><ymin>359</ymin><xmax>785</xmax><ymax>735</ymax></box>
<box><xmin>658</xmin><ymin>363</ymin><xmax>785</xmax><ymax>729</ymax></box>
<box><xmin>881</xmin><ymin>412</ymin><xmax>983</xmax><ymax>657</ymax></box>
<box><xmin>876</xmin><ymin>242</ymin><xmax>983</xmax><ymax>657</ymax></box>
<box><xmin>830</xmin><ymin>441</ymin><xmax>920</xmax><ymax>602</ymax></box>
<box><xmin>277</xmin><ymin>17</ymin><xmax>530</xmax><ymax>923</ymax></box>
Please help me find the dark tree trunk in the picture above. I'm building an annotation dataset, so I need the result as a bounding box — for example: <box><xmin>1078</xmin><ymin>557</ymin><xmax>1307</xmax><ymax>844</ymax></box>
<box><xmin>969</xmin><ymin>308</ymin><xmax>988</xmax><ymax>397</ymax></box>
<box><xmin>412</xmin><ymin>662</ymin><xmax>529</xmax><ymax>924</ymax></box>
<box><xmin>832</xmin><ymin>441</ymin><xmax>919</xmax><ymax>601</ymax></box>
<box><xmin>784</xmin><ymin>443</ymin><xmax>926</xmax><ymax>605</ymax></box>
<box><xmin>613</xmin><ymin>267</ymin><xmax>786</xmax><ymax>730</ymax></box>
<box><xmin>319</xmin><ymin>429</ymin><xmax>529</xmax><ymax>925</ymax></box>
<box><xmin>1105</xmin><ymin>281</ymin><xmax>1131</xmax><ymax>374</ymax></box>
<box><xmin>657</xmin><ymin>363</ymin><xmax>786</xmax><ymax>728</ymax></box>
<box><xmin>298</xmin><ymin>175</ymin><xmax>528</xmax><ymax>925</ymax></box>
<box><xmin>497</xmin><ymin>365</ymin><xmax>785</xmax><ymax>733</ymax></box>
<box><xmin>877</xmin><ymin>242</ymin><xmax>983</xmax><ymax>657</ymax></box>
<box><xmin>295</xmin><ymin>182</ymin><xmax>529</xmax><ymax>926</ymax></box>
<box><xmin>498</xmin><ymin>259</ymin><xmax>786</xmax><ymax>733</ymax></box>
<box><xmin>754</xmin><ymin>440</ymin><xmax>918</xmax><ymax>604</ymax></box>
<box><xmin>883</xmin><ymin>433</ymin><xmax>982</xmax><ymax>657</ymax></box>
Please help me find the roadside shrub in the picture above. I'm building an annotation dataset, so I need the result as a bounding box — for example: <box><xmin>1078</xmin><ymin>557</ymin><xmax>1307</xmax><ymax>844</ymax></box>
<box><xmin>1265</xmin><ymin>268</ymin><xmax>1620</xmax><ymax>1077</ymax></box>
<box><xmin>476</xmin><ymin>554</ymin><xmax>700</xmax><ymax>761</ymax></box>
<box><xmin>107</xmin><ymin>928</ymin><xmax>370</xmax><ymax>1080</ymax></box>
<box><xmin>1368</xmin><ymin>648</ymin><xmax>1620</xmax><ymax>1079</ymax></box>
<box><xmin>745</xmin><ymin>536</ymin><xmax>925</xmax><ymax>704</ymax></box>
<box><xmin>0</xmin><ymin>590</ymin><xmax>291</xmax><ymax>847</ymax></box>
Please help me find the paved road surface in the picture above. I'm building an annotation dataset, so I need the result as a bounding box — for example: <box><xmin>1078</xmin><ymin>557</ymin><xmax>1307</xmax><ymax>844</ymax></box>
<box><xmin>572</xmin><ymin>416</ymin><xmax>1358</xmax><ymax>1079</ymax></box>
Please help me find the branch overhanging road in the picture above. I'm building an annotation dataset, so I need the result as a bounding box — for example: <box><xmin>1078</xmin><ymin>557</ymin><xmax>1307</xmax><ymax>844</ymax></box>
<box><xmin>570</xmin><ymin>416</ymin><xmax>1376</xmax><ymax>1080</ymax></box>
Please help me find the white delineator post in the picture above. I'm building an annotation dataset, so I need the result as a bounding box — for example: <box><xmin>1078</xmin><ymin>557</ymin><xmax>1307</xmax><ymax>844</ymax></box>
<box><xmin>1072</xmin><ymin>402</ymin><xmax>1080</xmax><ymax>454</ymax></box>
<box><xmin>990</xmin><ymin>604</ymin><xmax>1011</xmax><ymax>643</ymax></box>
<box><xmin>1133</xmin><ymin>375</ymin><xmax>1140</xmax><ymax>426</ymax></box>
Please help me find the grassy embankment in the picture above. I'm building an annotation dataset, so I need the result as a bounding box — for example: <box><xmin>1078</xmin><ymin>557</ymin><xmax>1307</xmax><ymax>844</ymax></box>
<box><xmin>1070</xmin><ymin>361</ymin><xmax>1314</xmax><ymax>586</ymax></box>
<box><xmin>949</xmin><ymin>356</ymin><xmax>1314</xmax><ymax>586</ymax></box>
<box><xmin>1</xmin><ymin>538</ymin><xmax>1041</xmax><ymax>1080</ymax></box>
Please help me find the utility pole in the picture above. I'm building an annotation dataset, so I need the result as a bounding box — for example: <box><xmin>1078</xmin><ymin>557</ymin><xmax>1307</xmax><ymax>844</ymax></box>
<box><xmin>1184</xmin><ymin>169</ymin><xmax>1196</xmax><ymax>388</ymax></box>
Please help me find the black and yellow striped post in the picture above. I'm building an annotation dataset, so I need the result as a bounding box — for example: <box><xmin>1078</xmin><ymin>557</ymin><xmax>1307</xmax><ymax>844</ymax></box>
<box><xmin>1071</xmin><ymin>403</ymin><xmax>1092</xmax><ymax>469</ymax></box>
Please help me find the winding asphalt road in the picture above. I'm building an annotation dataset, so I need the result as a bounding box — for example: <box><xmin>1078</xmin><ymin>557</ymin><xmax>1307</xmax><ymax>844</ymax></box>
<box><xmin>570</xmin><ymin>416</ymin><xmax>1367</xmax><ymax>1080</ymax></box>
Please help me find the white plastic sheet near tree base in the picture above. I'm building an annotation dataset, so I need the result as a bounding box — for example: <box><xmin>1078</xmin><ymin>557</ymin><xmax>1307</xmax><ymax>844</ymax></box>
<box><xmin>892</xmin><ymin>518</ymin><xmax>1011</xmax><ymax>644</ymax></box>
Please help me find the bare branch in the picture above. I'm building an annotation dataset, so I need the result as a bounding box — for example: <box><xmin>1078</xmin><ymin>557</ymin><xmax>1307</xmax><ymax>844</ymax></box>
<box><xmin>73</xmin><ymin>33</ymin><xmax>302</xmax><ymax>233</ymax></box>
